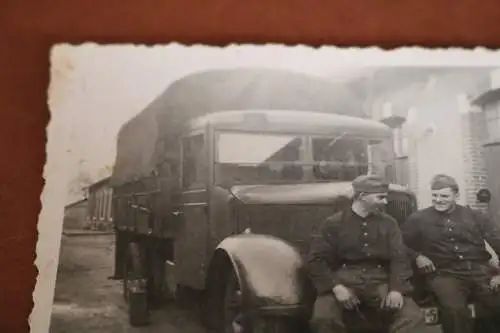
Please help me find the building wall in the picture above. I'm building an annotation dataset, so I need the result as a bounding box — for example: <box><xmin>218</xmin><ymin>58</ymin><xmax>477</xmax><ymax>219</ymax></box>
<box><xmin>63</xmin><ymin>200</ymin><xmax>89</xmax><ymax>230</ymax></box>
<box><xmin>461</xmin><ymin>110</ymin><xmax>490</xmax><ymax>212</ymax></box>
<box><xmin>63</xmin><ymin>178</ymin><xmax>115</xmax><ymax>231</ymax></box>
<box><xmin>88</xmin><ymin>179</ymin><xmax>114</xmax><ymax>229</ymax></box>
<box><xmin>492</xmin><ymin>68</ymin><xmax>500</xmax><ymax>88</ymax></box>
<box><xmin>410</xmin><ymin>85</ymin><xmax>467</xmax><ymax>209</ymax></box>
<box><xmin>372</xmin><ymin>70</ymin><xmax>490</xmax><ymax>209</ymax></box>
<box><xmin>476</xmin><ymin>68</ymin><xmax>500</xmax><ymax>220</ymax></box>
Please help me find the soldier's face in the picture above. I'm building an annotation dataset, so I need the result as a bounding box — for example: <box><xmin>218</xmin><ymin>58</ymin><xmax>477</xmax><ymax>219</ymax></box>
<box><xmin>360</xmin><ymin>192</ymin><xmax>388</xmax><ymax>211</ymax></box>
<box><xmin>431</xmin><ymin>187</ymin><xmax>458</xmax><ymax>212</ymax></box>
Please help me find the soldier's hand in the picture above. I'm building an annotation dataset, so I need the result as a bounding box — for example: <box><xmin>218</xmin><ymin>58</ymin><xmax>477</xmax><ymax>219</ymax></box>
<box><xmin>416</xmin><ymin>255</ymin><xmax>435</xmax><ymax>273</ymax></box>
<box><xmin>382</xmin><ymin>291</ymin><xmax>404</xmax><ymax>310</ymax></box>
<box><xmin>332</xmin><ymin>284</ymin><xmax>359</xmax><ymax>310</ymax></box>
<box><xmin>490</xmin><ymin>275</ymin><xmax>500</xmax><ymax>292</ymax></box>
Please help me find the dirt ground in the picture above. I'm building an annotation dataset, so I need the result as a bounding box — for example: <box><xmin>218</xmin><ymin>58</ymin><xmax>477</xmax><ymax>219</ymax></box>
<box><xmin>49</xmin><ymin>233</ymin><xmax>441</xmax><ymax>333</ymax></box>
<box><xmin>49</xmin><ymin>233</ymin><xmax>205</xmax><ymax>333</ymax></box>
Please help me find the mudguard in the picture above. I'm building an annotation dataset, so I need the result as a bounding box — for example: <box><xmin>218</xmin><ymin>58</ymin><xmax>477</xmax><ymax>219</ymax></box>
<box><xmin>214</xmin><ymin>233</ymin><xmax>307</xmax><ymax>308</ymax></box>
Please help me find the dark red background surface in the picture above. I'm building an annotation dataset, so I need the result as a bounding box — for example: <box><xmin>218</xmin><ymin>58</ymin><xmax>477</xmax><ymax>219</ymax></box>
<box><xmin>1</xmin><ymin>1</ymin><xmax>500</xmax><ymax>332</ymax></box>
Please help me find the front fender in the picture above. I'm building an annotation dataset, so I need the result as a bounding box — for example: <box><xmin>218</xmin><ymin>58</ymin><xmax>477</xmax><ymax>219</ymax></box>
<box><xmin>215</xmin><ymin>233</ymin><xmax>306</xmax><ymax>307</ymax></box>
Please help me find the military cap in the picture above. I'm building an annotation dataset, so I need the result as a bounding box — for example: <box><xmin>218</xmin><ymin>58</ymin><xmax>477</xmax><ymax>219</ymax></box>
<box><xmin>430</xmin><ymin>174</ymin><xmax>459</xmax><ymax>191</ymax></box>
<box><xmin>352</xmin><ymin>174</ymin><xmax>389</xmax><ymax>193</ymax></box>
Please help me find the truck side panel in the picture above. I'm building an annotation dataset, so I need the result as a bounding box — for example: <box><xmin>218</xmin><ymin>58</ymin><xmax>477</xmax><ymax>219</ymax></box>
<box><xmin>173</xmin><ymin>189</ymin><xmax>210</xmax><ymax>290</ymax></box>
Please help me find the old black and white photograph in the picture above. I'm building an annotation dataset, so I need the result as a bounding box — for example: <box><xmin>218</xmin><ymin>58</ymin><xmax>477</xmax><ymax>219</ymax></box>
<box><xmin>32</xmin><ymin>44</ymin><xmax>500</xmax><ymax>333</ymax></box>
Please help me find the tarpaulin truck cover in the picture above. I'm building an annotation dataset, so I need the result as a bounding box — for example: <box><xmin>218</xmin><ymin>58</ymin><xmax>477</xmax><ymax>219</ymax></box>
<box><xmin>110</xmin><ymin>68</ymin><xmax>366</xmax><ymax>187</ymax></box>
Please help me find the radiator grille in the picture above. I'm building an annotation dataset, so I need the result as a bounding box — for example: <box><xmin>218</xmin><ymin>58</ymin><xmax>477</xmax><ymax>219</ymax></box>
<box><xmin>385</xmin><ymin>194</ymin><xmax>416</xmax><ymax>226</ymax></box>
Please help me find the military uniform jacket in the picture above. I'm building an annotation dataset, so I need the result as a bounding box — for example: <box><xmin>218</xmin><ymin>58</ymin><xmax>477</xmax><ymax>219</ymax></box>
<box><xmin>402</xmin><ymin>205</ymin><xmax>500</xmax><ymax>273</ymax></box>
<box><xmin>307</xmin><ymin>208</ymin><xmax>411</xmax><ymax>295</ymax></box>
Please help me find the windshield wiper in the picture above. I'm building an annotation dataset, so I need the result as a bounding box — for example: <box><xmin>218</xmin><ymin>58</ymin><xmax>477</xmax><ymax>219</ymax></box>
<box><xmin>319</xmin><ymin>131</ymin><xmax>348</xmax><ymax>156</ymax></box>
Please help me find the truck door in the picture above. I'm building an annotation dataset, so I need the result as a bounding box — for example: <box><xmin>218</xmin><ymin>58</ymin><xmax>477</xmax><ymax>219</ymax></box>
<box><xmin>174</xmin><ymin>132</ymin><xmax>210</xmax><ymax>290</ymax></box>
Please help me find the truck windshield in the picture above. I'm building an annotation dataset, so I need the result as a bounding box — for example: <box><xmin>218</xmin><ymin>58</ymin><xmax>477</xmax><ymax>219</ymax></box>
<box><xmin>214</xmin><ymin>131</ymin><xmax>374</xmax><ymax>185</ymax></box>
<box><xmin>216</xmin><ymin>132</ymin><xmax>304</xmax><ymax>164</ymax></box>
<box><xmin>215</xmin><ymin>132</ymin><xmax>306</xmax><ymax>184</ymax></box>
<box><xmin>311</xmin><ymin>136</ymin><xmax>369</xmax><ymax>181</ymax></box>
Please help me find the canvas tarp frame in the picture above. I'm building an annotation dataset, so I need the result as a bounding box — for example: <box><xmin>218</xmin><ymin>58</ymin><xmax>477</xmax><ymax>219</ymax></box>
<box><xmin>110</xmin><ymin>68</ymin><xmax>366</xmax><ymax>187</ymax></box>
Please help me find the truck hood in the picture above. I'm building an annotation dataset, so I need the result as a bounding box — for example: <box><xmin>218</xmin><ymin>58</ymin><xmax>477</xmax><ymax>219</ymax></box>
<box><xmin>228</xmin><ymin>182</ymin><xmax>412</xmax><ymax>205</ymax></box>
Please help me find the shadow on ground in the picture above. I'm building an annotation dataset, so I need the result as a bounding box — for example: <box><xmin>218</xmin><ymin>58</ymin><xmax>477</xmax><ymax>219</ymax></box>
<box><xmin>49</xmin><ymin>234</ymin><xmax>205</xmax><ymax>333</ymax></box>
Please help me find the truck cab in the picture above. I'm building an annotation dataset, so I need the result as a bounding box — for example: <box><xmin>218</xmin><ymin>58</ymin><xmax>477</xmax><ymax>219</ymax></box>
<box><xmin>177</xmin><ymin>108</ymin><xmax>413</xmax><ymax>282</ymax></box>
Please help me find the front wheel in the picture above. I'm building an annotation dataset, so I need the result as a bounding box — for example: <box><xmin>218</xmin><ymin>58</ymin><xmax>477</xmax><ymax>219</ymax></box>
<box><xmin>212</xmin><ymin>267</ymin><xmax>297</xmax><ymax>333</ymax></box>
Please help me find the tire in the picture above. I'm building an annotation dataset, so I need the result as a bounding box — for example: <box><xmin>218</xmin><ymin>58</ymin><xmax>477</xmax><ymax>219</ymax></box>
<box><xmin>122</xmin><ymin>243</ymin><xmax>151</xmax><ymax>327</ymax></box>
<box><xmin>122</xmin><ymin>247</ymin><xmax>131</xmax><ymax>302</ymax></box>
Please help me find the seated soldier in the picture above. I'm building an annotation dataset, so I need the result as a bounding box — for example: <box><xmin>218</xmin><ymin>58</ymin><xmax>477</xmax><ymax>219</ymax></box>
<box><xmin>402</xmin><ymin>174</ymin><xmax>500</xmax><ymax>333</ymax></box>
<box><xmin>307</xmin><ymin>174</ymin><xmax>425</xmax><ymax>333</ymax></box>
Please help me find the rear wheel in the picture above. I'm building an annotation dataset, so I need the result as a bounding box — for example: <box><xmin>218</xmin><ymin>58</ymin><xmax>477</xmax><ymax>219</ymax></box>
<box><xmin>122</xmin><ymin>253</ymin><xmax>130</xmax><ymax>302</ymax></box>
<box><xmin>122</xmin><ymin>242</ymin><xmax>151</xmax><ymax>327</ymax></box>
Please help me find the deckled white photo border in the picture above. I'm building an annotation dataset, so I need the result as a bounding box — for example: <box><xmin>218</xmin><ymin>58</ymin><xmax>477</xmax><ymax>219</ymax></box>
<box><xmin>31</xmin><ymin>43</ymin><xmax>500</xmax><ymax>333</ymax></box>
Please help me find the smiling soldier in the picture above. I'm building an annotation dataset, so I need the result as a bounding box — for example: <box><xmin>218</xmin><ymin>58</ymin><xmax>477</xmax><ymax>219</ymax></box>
<box><xmin>307</xmin><ymin>174</ymin><xmax>424</xmax><ymax>333</ymax></box>
<box><xmin>402</xmin><ymin>174</ymin><xmax>500</xmax><ymax>333</ymax></box>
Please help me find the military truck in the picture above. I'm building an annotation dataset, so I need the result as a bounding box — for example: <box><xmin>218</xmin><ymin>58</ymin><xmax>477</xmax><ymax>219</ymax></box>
<box><xmin>109</xmin><ymin>68</ymin><xmax>422</xmax><ymax>332</ymax></box>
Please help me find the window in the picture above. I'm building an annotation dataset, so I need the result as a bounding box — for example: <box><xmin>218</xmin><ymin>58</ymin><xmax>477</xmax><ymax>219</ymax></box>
<box><xmin>216</xmin><ymin>132</ymin><xmax>303</xmax><ymax>163</ymax></box>
<box><xmin>182</xmin><ymin>133</ymin><xmax>206</xmax><ymax>189</ymax></box>
<box><xmin>99</xmin><ymin>189</ymin><xmax>106</xmax><ymax>220</ymax></box>
<box><xmin>104</xmin><ymin>188</ymin><xmax>111</xmax><ymax>221</ymax></box>
<box><xmin>107</xmin><ymin>189</ymin><xmax>114</xmax><ymax>221</ymax></box>
<box><xmin>94</xmin><ymin>191</ymin><xmax>100</xmax><ymax>220</ymax></box>
<box><xmin>214</xmin><ymin>132</ymin><xmax>305</xmax><ymax>184</ymax></box>
<box><xmin>485</xmin><ymin>100</ymin><xmax>500</xmax><ymax>141</ymax></box>
<box><xmin>312</xmin><ymin>136</ymin><xmax>367</xmax><ymax>164</ymax></box>
<box><xmin>312</xmin><ymin>136</ymin><xmax>369</xmax><ymax>181</ymax></box>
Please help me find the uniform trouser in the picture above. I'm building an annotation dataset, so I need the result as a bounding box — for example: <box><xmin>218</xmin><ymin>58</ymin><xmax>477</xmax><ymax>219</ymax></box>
<box><xmin>310</xmin><ymin>266</ymin><xmax>424</xmax><ymax>333</ymax></box>
<box><xmin>427</xmin><ymin>264</ymin><xmax>500</xmax><ymax>333</ymax></box>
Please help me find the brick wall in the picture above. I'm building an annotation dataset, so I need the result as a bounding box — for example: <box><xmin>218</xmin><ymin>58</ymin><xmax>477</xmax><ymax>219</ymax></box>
<box><xmin>475</xmin><ymin>69</ymin><xmax>500</xmax><ymax>220</ymax></box>
<box><xmin>461</xmin><ymin>110</ymin><xmax>490</xmax><ymax>212</ymax></box>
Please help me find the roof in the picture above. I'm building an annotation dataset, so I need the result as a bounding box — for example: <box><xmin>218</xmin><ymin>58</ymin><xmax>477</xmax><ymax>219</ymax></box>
<box><xmin>471</xmin><ymin>87</ymin><xmax>500</xmax><ymax>107</ymax></box>
<box><xmin>110</xmin><ymin>68</ymin><xmax>366</xmax><ymax>187</ymax></box>
<box><xmin>188</xmin><ymin>109</ymin><xmax>391</xmax><ymax>138</ymax></box>
<box><xmin>65</xmin><ymin>198</ymin><xmax>88</xmax><ymax>209</ymax></box>
<box><xmin>87</xmin><ymin>176</ymin><xmax>111</xmax><ymax>190</ymax></box>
